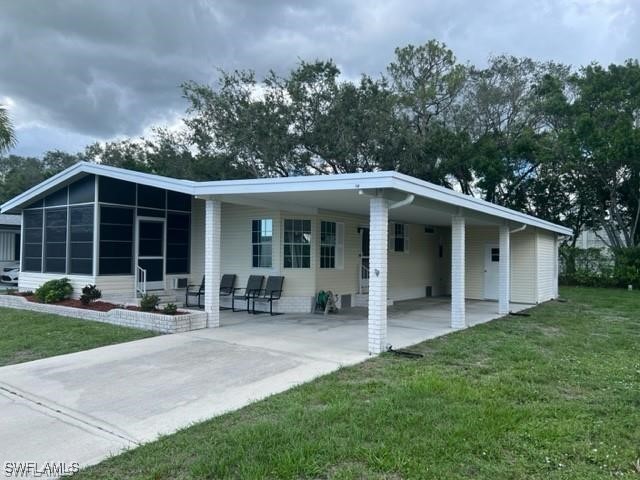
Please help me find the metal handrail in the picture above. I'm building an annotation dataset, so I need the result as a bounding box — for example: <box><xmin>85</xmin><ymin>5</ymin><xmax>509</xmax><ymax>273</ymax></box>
<box><xmin>136</xmin><ymin>265</ymin><xmax>147</xmax><ymax>295</ymax></box>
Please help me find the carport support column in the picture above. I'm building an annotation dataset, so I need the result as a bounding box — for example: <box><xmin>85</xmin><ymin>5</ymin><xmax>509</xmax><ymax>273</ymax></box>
<box><xmin>499</xmin><ymin>224</ymin><xmax>511</xmax><ymax>315</ymax></box>
<box><xmin>451</xmin><ymin>215</ymin><xmax>466</xmax><ymax>329</ymax></box>
<box><xmin>204</xmin><ymin>199</ymin><xmax>221</xmax><ymax>328</ymax></box>
<box><xmin>368</xmin><ymin>197</ymin><xmax>388</xmax><ymax>355</ymax></box>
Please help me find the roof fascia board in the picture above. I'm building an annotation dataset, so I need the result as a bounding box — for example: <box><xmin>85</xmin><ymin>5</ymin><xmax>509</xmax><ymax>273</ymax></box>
<box><xmin>1</xmin><ymin>162</ymin><xmax>197</xmax><ymax>213</ymax></box>
<box><xmin>388</xmin><ymin>176</ymin><xmax>573</xmax><ymax>235</ymax></box>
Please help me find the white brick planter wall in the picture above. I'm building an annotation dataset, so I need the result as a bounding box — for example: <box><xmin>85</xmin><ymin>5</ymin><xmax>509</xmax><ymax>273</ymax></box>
<box><xmin>0</xmin><ymin>295</ymin><xmax>207</xmax><ymax>334</ymax></box>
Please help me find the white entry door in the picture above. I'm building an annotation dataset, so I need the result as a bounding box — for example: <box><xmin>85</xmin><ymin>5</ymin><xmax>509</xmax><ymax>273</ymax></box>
<box><xmin>484</xmin><ymin>244</ymin><xmax>500</xmax><ymax>300</ymax></box>
<box><xmin>137</xmin><ymin>218</ymin><xmax>165</xmax><ymax>291</ymax></box>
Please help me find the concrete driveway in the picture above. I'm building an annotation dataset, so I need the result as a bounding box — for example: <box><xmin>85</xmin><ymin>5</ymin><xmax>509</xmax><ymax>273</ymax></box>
<box><xmin>0</xmin><ymin>298</ymin><xmax>528</xmax><ymax>472</ymax></box>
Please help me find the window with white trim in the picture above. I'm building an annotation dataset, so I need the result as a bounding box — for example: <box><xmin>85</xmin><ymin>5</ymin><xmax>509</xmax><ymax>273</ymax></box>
<box><xmin>251</xmin><ymin>219</ymin><xmax>273</xmax><ymax>268</ymax></box>
<box><xmin>283</xmin><ymin>219</ymin><xmax>311</xmax><ymax>268</ymax></box>
<box><xmin>320</xmin><ymin>221</ymin><xmax>344</xmax><ymax>269</ymax></box>
<box><xmin>391</xmin><ymin>223</ymin><xmax>409</xmax><ymax>252</ymax></box>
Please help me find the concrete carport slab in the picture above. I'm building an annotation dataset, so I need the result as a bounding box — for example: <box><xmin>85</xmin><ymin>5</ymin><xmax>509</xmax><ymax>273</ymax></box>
<box><xmin>0</xmin><ymin>298</ymin><xmax>529</xmax><ymax>473</ymax></box>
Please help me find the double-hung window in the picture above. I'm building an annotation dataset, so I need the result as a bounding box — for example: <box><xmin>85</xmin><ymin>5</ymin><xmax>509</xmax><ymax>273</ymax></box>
<box><xmin>251</xmin><ymin>219</ymin><xmax>273</xmax><ymax>268</ymax></box>
<box><xmin>320</xmin><ymin>221</ymin><xmax>344</xmax><ymax>269</ymax></box>
<box><xmin>283</xmin><ymin>219</ymin><xmax>311</xmax><ymax>268</ymax></box>
<box><xmin>392</xmin><ymin>223</ymin><xmax>409</xmax><ymax>253</ymax></box>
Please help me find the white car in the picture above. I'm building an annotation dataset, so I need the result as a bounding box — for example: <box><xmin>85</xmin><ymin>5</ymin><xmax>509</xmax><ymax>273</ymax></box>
<box><xmin>1</xmin><ymin>264</ymin><xmax>19</xmax><ymax>284</ymax></box>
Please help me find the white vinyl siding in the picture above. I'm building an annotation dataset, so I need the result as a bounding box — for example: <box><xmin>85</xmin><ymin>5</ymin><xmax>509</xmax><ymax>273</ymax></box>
<box><xmin>18</xmin><ymin>272</ymin><xmax>95</xmax><ymax>298</ymax></box>
<box><xmin>510</xmin><ymin>229</ymin><xmax>538</xmax><ymax>304</ymax></box>
<box><xmin>536</xmin><ymin>230</ymin><xmax>557</xmax><ymax>302</ymax></box>
<box><xmin>388</xmin><ymin>223</ymin><xmax>440</xmax><ymax>300</ymax></box>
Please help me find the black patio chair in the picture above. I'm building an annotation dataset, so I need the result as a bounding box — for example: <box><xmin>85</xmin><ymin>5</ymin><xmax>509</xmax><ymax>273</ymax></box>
<box><xmin>185</xmin><ymin>276</ymin><xmax>205</xmax><ymax>308</ymax></box>
<box><xmin>219</xmin><ymin>274</ymin><xmax>236</xmax><ymax>310</ymax></box>
<box><xmin>185</xmin><ymin>274</ymin><xmax>237</xmax><ymax>309</ymax></box>
<box><xmin>251</xmin><ymin>276</ymin><xmax>284</xmax><ymax>315</ymax></box>
<box><xmin>232</xmin><ymin>275</ymin><xmax>264</xmax><ymax>312</ymax></box>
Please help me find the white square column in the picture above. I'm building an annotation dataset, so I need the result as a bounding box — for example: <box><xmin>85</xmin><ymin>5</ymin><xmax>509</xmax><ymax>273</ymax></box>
<box><xmin>204</xmin><ymin>199</ymin><xmax>221</xmax><ymax>327</ymax></box>
<box><xmin>451</xmin><ymin>215</ymin><xmax>466</xmax><ymax>329</ymax></box>
<box><xmin>498</xmin><ymin>224</ymin><xmax>511</xmax><ymax>315</ymax></box>
<box><xmin>368</xmin><ymin>197</ymin><xmax>389</xmax><ymax>354</ymax></box>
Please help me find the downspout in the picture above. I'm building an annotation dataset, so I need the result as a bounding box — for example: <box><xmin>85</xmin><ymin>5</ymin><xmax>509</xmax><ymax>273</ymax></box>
<box><xmin>510</xmin><ymin>224</ymin><xmax>527</xmax><ymax>234</ymax></box>
<box><xmin>388</xmin><ymin>194</ymin><xmax>415</xmax><ymax>210</ymax></box>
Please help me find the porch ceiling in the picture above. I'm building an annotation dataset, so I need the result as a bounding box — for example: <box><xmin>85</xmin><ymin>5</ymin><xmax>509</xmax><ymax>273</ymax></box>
<box><xmin>214</xmin><ymin>189</ymin><xmax>505</xmax><ymax>227</ymax></box>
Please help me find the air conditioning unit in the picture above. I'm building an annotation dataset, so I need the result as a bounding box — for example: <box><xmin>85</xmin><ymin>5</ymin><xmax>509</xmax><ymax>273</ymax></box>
<box><xmin>172</xmin><ymin>278</ymin><xmax>189</xmax><ymax>289</ymax></box>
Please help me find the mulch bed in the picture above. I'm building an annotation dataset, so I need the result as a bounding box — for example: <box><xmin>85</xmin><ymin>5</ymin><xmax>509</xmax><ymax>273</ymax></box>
<box><xmin>11</xmin><ymin>292</ymin><xmax>188</xmax><ymax>315</ymax></box>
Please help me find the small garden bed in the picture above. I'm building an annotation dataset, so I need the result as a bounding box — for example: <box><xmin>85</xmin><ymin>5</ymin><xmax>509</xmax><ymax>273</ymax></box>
<box><xmin>13</xmin><ymin>292</ymin><xmax>189</xmax><ymax>315</ymax></box>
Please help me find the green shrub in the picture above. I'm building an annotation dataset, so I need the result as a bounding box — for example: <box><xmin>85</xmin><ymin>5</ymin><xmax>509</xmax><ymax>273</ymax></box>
<box><xmin>162</xmin><ymin>303</ymin><xmax>178</xmax><ymax>315</ymax></box>
<box><xmin>35</xmin><ymin>278</ymin><xmax>73</xmax><ymax>304</ymax></box>
<box><xmin>80</xmin><ymin>284</ymin><xmax>102</xmax><ymax>305</ymax></box>
<box><xmin>140</xmin><ymin>294</ymin><xmax>160</xmax><ymax>312</ymax></box>
<box><xmin>613</xmin><ymin>246</ymin><xmax>640</xmax><ymax>288</ymax></box>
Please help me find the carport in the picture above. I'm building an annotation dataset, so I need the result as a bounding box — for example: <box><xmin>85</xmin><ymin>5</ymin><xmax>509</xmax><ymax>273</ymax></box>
<box><xmin>216</xmin><ymin>297</ymin><xmax>532</xmax><ymax>357</ymax></box>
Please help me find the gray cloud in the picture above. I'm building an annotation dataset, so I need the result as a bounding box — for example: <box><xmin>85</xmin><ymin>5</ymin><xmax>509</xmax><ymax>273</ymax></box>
<box><xmin>0</xmin><ymin>0</ymin><xmax>638</xmax><ymax>157</ymax></box>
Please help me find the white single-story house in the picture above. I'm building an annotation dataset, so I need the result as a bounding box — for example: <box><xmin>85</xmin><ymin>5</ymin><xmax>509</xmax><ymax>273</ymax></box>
<box><xmin>0</xmin><ymin>162</ymin><xmax>571</xmax><ymax>353</ymax></box>
<box><xmin>0</xmin><ymin>213</ymin><xmax>21</xmax><ymax>271</ymax></box>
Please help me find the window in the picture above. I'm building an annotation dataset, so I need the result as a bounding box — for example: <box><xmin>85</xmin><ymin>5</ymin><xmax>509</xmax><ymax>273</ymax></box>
<box><xmin>491</xmin><ymin>247</ymin><xmax>500</xmax><ymax>262</ymax></box>
<box><xmin>392</xmin><ymin>223</ymin><xmax>409</xmax><ymax>252</ymax></box>
<box><xmin>283</xmin><ymin>219</ymin><xmax>311</xmax><ymax>268</ymax></box>
<box><xmin>69</xmin><ymin>206</ymin><xmax>94</xmax><ymax>274</ymax></box>
<box><xmin>251</xmin><ymin>219</ymin><xmax>273</xmax><ymax>268</ymax></box>
<box><xmin>22</xmin><ymin>210</ymin><xmax>43</xmax><ymax>272</ymax></box>
<box><xmin>166</xmin><ymin>213</ymin><xmax>190</xmax><ymax>273</ymax></box>
<box><xmin>320</xmin><ymin>221</ymin><xmax>336</xmax><ymax>268</ymax></box>
<box><xmin>99</xmin><ymin>206</ymin><xmax>134</xmax><ymax>274</ymax></box>
<box><xmin>44</xmin><ymin>208</ymin><xmax>67</xmax><ymax>273</ymax></box>
<box><xmin>320</xmin><ymin>221</ymin><xmax>344</xmax><ymax>269</ymax></box>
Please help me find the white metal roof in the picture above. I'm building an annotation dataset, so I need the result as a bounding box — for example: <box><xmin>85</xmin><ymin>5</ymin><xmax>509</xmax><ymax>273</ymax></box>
<box><xmin>0</xmin><ymin>162</ymin><xmax>573</xmax><ymax>235</ymax></box>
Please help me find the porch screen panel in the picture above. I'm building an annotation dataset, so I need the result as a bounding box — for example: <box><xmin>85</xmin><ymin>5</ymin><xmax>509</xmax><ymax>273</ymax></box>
<box><xmin>22</xmin><ymin>210</ymin><xmax>43</xmax><ymax>272</ymax></box>
<box><xmin>166</xmin><ymin>212</ymin><xmax>190</xmax><ymax>274</ymax></box>
<box><xmin>69</xmin><ymin>206</ymin><xmax>94</xmax><ymax>274</ymax></box>
<box><xmin>99</xmin><ymin>206</ymin><xmax>134</xmax><ymax>275</ymax></box>
<box><xmin>44</xmin><ymin>208</ymin><xmax>67</xmax><ymax>273</ymax></box>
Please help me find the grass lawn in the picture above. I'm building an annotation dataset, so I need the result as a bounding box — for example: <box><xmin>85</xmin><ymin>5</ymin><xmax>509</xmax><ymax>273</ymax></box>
<box><xmin>77</xmin><ymin>287</ymin><xmax>640</xmax><ymax>479</ymax></box>
<box><xmin>0</xmin><ymin>307</ymin><xmax>158</xmax><ymax>366</ymax></box>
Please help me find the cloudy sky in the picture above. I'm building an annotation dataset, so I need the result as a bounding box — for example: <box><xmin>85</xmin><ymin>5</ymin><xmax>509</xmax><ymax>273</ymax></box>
<box><xmin>1</xmin><ymin>0</ymin><xmax>638</xmax><ymax>157</ymax></box>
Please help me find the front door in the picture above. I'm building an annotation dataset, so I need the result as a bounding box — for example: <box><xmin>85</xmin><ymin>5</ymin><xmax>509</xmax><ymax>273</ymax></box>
<box><xmin>138</xmin><ymin>219</ymin><xmax>165</xmax><ymax>291</ymax></box>
<box><xmin>484</xmin><ymin>243</ymin><xmax>500</xmax><ymax>300</ymax></box>
<box><xmin>359</xmin><ymin>227</ymin><xmax>370</xmax><ymax>293</ymax></box>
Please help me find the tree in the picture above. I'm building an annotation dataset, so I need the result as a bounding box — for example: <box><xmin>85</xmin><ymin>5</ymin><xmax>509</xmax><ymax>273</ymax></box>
<box><xmin>386</xmin><ymin>41</ymin><xmax>468</xmax><ymax>185</ymax></box>
<box><xmin>566</xmin><ymin>60</ymin><xmax>640</xmax><ymax>248</ymax></box>
<box><xmin>0</xmin><ymin>155</ymin><xmax>45</xmax><ymax>204</ymax></box>
<box><xmin>0</xmin><ymin>106</ymin><xmax>16</xmax><ymax>154</ymax></box>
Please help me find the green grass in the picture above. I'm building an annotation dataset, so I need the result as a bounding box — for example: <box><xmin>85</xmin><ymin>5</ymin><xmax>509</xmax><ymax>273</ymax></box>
<box><xmin>77</xmin><ymin>287</ymin><xmax>640</xmax><ymax>479</ymax></box>
<box><xmin>0</xmin><ymin>307</ymin><xmax>158</xmax><ymax>366</ymax></box>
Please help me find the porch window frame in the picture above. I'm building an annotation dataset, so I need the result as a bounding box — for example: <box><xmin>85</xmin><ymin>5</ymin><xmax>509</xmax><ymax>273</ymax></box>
<box><xmin>283</xmin><ymin>218</ymin><xmax>311</xmax><ymax>269</ymax></box>
<box><xmin>390</xmin><ymin>222</ymin><xmax>410</xmax><ymax>253</ymax></box>
<box><xmin>250</xmin><ymin>218</ymin><xmax>274</xmax><ymax>269</ymax></box>
<box><xmin>319</xmin><ymin>220</ymin><xmax>344</xmax><ymax>270</ymax></box>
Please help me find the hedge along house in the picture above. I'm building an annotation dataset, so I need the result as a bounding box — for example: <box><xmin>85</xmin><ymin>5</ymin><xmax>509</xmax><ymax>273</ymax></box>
<box><xmin>0</xmin><ymin>213</ymin><xmax>21</xmax><ymax>271</ymax></box>
<box><xmin>1</xmin><ymin>162</ymin><xmax>572</xmax><ymax>353</ymax></box>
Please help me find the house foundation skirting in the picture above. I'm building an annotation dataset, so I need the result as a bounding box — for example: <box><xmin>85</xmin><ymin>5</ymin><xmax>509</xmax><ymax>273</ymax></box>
<box><xmin>0</xmin><ymin>295</ymin><xmax>207</xmax><ymax>333</ymax></box>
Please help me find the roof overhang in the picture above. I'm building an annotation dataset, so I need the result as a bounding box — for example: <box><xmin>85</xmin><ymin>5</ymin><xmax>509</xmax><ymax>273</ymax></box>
<box><xmin>0</xmin><ymin>162</ymin><xmax>573</xmax><ymax>236</ymax></box>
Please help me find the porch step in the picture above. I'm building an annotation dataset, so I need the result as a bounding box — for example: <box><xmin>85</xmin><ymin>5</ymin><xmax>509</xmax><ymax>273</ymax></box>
<box><xmin>353</xmin><ymin>294</ymin><xmax>394</xmax><ymax>308</ymax></box>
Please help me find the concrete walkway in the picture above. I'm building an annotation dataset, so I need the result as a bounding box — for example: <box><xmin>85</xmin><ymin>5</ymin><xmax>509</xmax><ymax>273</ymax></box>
<box><xmin>0</xmin><ymin>298</ymin><xmax>529</xmax><ymax>474</ymax></box>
